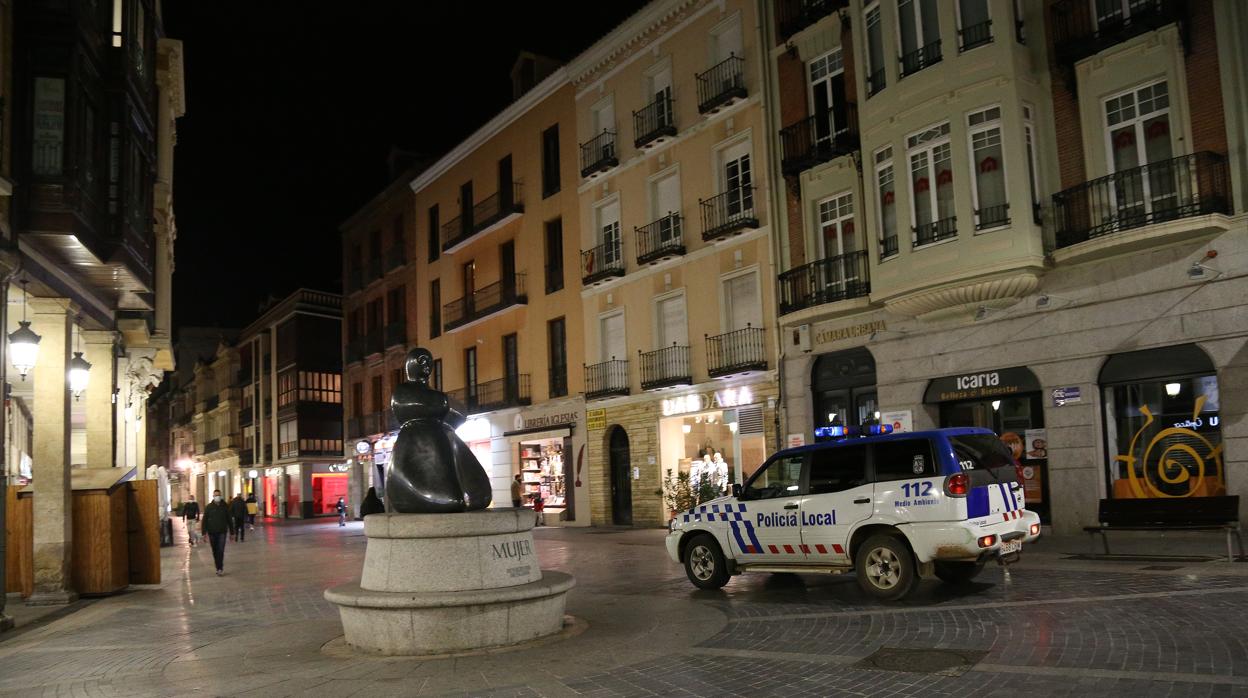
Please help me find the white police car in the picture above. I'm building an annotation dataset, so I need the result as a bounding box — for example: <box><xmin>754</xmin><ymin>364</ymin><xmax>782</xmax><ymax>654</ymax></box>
<box><xmin>665</xmin><ymin>426</ymin><xmax>1041</xmax><ymax>600</ymax></box>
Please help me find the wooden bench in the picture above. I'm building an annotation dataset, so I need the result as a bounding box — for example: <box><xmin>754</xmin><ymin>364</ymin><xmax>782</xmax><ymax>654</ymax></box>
<box><xmin>1084</xmin><ymin>496</ymin><xmax>1244</xmax><ymax>562</ymax></box>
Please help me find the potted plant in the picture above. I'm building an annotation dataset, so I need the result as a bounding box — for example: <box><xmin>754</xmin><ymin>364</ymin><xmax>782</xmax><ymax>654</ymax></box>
<box><xmin>659</xmin><ymin>470</ymin><xmax>697</xmax><ymax>521</ymax></box>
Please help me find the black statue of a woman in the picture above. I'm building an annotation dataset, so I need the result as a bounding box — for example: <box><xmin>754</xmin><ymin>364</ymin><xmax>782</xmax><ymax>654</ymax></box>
<box><xmin>385</xmin><ymin>348</ymin><xmax>493</xmax><ymax>513</ymax></box>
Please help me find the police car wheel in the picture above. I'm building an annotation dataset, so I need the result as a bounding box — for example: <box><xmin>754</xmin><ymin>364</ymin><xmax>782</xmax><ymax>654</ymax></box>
<box><xmin>855</xmin><ymin>534</ymin><xmax>916</xmax><ymax>601</ymax></box>
<box><xmin>684</xmin><ymin>534</ymin><xmax>730</xmax><ymax>589</ymax></box>
<box><xmin>934</xmin><ymin>561</ymin><xmax>984</xmax><ymax>585</ymax></box>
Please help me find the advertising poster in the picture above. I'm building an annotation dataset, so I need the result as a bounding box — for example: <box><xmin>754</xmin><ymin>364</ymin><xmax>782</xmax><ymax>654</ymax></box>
<box><xmin>1021</xmin><ymin>428</ymin><xmax>1047</xmax><ymax>503</ymax></box>
<box><xmin>880</xmin><ymin>410</ymin><xmax>913</xmax><ymax>434</ymax></box>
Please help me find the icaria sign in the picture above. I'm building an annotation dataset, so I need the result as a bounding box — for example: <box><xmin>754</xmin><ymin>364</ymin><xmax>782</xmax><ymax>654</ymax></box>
<box><xmin>661</xmin><ymin>387</ymin><xmax>754</xmax><ymax>417</ymax></box>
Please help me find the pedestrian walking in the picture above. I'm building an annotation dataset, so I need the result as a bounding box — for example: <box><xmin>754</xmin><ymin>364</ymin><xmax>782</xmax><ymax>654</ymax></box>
<box><xmin>359</xmin><ymin>487</ymin><xmax>385</xmax><ymax>518</ymax></box>
<box><xmin>245</xmin><ymin>492</ymin><xmax>258</xmax><ymax>530</ymax></box>
<box><xmin>511</xmin><ymin>474</ymin><xmax>523</xmax><ymax>508</ymax></box>
<box><xmin>230</xmin><ymin>493</ymin><xmax>248</xmax><ymax>542</ymax></box>
<box><xmin>336</xmin><ymin>496</ymin><xmax>348</xmax><ymax>526</ymax></box>
<box><xmin>202</xmin><ymin>489</ymin><xmax>232</xmax><ymax>576</ymax></box>
<box><xmin>533</xmin><ymin>495</ymin><xmax>546</xmax><ymax>527</ymax></box>
<box><xmin>183</xmin><ymin>495</ymin><xmax>201</xmax><ymax>547</ymax></box>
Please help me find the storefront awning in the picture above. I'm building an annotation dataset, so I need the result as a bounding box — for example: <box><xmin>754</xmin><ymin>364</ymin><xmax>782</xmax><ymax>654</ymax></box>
<box><xmin>504</xmin><ymin>424</ymin><xmax>573</xmax><ymax>443</ymax></box>
<box><xmin>924</xmin><ymin>366</ymin><xmax>1041</xmax><ymax>403</ymax></box>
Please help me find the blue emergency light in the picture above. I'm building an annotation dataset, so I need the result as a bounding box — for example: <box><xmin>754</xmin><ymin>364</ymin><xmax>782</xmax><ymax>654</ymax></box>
<box><xmin>813</xmin><ymin>423</ymin><xmax>894</xmax><ymax>440</ymax></box>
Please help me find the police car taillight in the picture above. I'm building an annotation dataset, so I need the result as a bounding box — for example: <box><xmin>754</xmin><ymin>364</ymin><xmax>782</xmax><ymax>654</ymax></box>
<box><xmin>1030</xmin><ymin>523</ymin><xmax>1041</xmax><ymax>536</ymax></box>
<box><xmin>945</xmin><ymin>472</ymin><xmax>969</xmax><ymax>497</ymax></box>
<box><xmin>977</xmin><ymin>534</ymin><xmax>997</xmax><ymax>548</ymax></box>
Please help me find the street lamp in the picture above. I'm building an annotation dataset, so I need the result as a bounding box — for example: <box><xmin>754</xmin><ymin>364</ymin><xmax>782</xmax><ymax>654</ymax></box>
<box><xmin>68</xmin><ymin>352</ymin><xmax>92</xmax><ymax>399</ymax></box>
<box><xmin>8</xmin><ymin>279</ymin><xmax>40</xmax><ymax>381</ymax></box>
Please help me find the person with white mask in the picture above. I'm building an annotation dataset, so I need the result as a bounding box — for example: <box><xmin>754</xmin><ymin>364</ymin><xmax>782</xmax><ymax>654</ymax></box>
<box><xmin>201</xmin><ymin>489</ymin><xmax>233</xmax><ymax>576</ymax></box>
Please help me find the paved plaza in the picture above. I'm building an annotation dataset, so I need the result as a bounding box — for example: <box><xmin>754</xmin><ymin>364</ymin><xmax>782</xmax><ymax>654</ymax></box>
<box><xmin>2</xmin><ymin>519</ymin><xmax>1248</xmax><ymax>697</ymax></box>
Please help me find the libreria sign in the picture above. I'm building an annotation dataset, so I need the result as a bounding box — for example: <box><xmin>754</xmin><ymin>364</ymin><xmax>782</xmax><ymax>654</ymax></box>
<box><xmin>661</xmin><ymin>387</ymin><xmax>754</xmax><ymax>417</ymax></box>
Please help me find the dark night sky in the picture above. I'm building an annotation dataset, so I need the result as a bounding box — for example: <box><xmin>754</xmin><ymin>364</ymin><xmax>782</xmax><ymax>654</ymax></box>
<box><xmin>162</xmin><ymin>1</ymin><xmax>648</xmax><ymax>330</ymax></box>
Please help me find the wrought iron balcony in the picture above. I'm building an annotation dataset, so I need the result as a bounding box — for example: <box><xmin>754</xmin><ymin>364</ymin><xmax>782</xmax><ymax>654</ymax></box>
<box><xmin>452</xmin><ymin>375</ymin><xmax>532</xmax><ymax>415</ymax></box>
<box><xmin>635</xmin><ymin>213</ymin><xmax>685</xmax><ymax>265</ymax></box>
<box><xmin>777</xmin><ymin>0</ymin><xmax>848</xmax><ymax>39</ymax></box>
<box><xmin>913</xmin><ymin>216</ymin><xmax>957</xmax><ymax>247</ymax></box>
<box><xmin>585</xmin><ymin>360</ymin><xmax>630</xmax><ymax>400</ymax></box>
<box><xmin>386</xmin><ymin>244</ymin><xmax>405</xmax><ymax>272</ymax></box>
<box><xmin>633</xmin><ymin>94</ymin><xmax>677</xmax><ymax>149</ymax></box>
<box><xmin>778</xmin><ymin>251</ymin><xmax>871</xmax><ymax>315</ymax></box>
<box><xmin>975</xmin><ymin>202</ymin><xmax>1011</xmax><ymax>230</ymax></box>
<box><xmin>384</xmin><ymin>320</ymin><xmax>406</xmax><ymax>349</ymax></box>
<box><xmin>898</xmin><ymin>40</ymin><xmax>942</xmax><ymax>78</ymax></box>
<box><xmin>582</xmin><ymin>240</ymin><xmax>625</xmax><ymax>285</ymax></box>
<box><xmin>440</xmin><ymin>183</ymin><xmax>525</xmax><ymax>252</ymax></box>
<box><xmin>958</xmin><ymin>19</ymin><xmax>993</xmax><ymax>52</ymax></box>
<box><xmin>866</xmin><ymin>68</ymin><xmax>885</xmax><ymax>97</ymax></box>
<box><xmin>700</xmin><ymin>187</ymin><xmax>759</xmax><ymax>242</ymax></box>
<box><xmin>580</xmin><ymin>130</ymin><xmax>619</xmax><ymax>178</ymax></box>
<box><xmin>706</xmin><ymin>326</ymin><xmax>767</xmax><ymax>377</ymax></box>
<box><xmin>880</xmin><ymin>235</ymin><xmax>899</xmax><ymax>258</ymax></box>
<box><xmin>639</xmin><ymin>345</ymin><xmax>692</xmax><ymax>391</ymax></box>
<box><xmin>779</xmin><ymin>103</ymin><xmax>860</xmax><ymax>176</ymax></box>
<box><xmin>1051</xmin><ymin>152</ymin><xmax>1230</xmax><ymax>250</ymax></box>
<box><xmin>442</xmin><ymin>274</ymin><xmax>527</xmax><ymax>332</ymax></box>
<box><xmin>1051</xmin><ymin>0</ymin><xmax>1185</xmax><ymax>67</ymax></box>
<box><xmin>697</xmin><ymin>55</ymin><xmax>746</xmax><ymax>114</ymax></box>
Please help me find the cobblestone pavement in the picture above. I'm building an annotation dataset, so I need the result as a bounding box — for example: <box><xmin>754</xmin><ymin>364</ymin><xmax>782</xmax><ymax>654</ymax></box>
<box><xmin>2</xmin><ymin>519</ymin><xmax>1248</xmax><ymax>697</ymax></box>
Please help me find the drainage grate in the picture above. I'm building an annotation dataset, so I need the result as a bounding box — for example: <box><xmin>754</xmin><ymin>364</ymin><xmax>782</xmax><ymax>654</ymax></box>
<box><xmin>1140</xmin><ymin>564</ymin><xmax>1184</xmax><ymax>571</ymax></box>
<box><xmin>854</xmin><ymin>647</ymin><xmax>989</xmax><ymax>677</ymax></box>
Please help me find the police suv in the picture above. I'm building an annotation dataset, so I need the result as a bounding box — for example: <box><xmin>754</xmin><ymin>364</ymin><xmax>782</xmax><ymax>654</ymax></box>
<box><xmin>665</xmin><ymin>426</ymin><xmax>1041</xmax><ymax>600</ymax></box>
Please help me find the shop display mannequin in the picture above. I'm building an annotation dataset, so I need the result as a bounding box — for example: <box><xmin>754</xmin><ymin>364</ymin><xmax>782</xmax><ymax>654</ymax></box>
<box><xmin>385</xmin><ymin>348</ymin><xmax>493</xmax><ymax>513</ymax></box>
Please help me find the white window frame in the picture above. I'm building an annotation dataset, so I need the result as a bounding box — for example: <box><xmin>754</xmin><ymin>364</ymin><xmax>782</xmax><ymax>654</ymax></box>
<box><xmin>647</xmin><ymin>165</ymin><xmax>683</xmax><ymax>246</ymax></box>
<box><xmin>1101</xmin><ymin>78</ymin><xmax>1174</xmax><ymax>217</ymax></box>
<box><xmin>1022</xmin><ymin>102</ymin><xmax>1041</xmax><ymax>219</ymax></box>
<box><xmin>719</xmin><ymin>265</ymin><xmax>763</xmax><ymax>334</ymax></box>
<box><xmin>816</xmin><ymin>190</ymin><xmax>856</xmax><ymax>259</ymax></box>
<box><xmin>652</xmin><ymin>289</ymin><xmax>689</xmax><ymax>350</ymax></box>
<box><xmin>864</xmin><ymin>2</ymin><xmax>886</xmax><ymax>94</ymax></box>
<box><xmin>905</xmin><ymin>121</ymin><xmax>954</xmax><ymax>246</ymax></box>
<box><xmin>874</xmin><ymin>145</ymin><xmax>898</xmax><ymax>259</ymax></box>
<box><xmin>965</xmin><ymin>105</ymin><xmax>1009</xmax><ymax>232</ymax></box>
<box><xmin>598</xmin><ymin>308</ymin><xmax>627</xmax><ymax>363</ymax></box>
<box><xmin>593</xmin><ymin>194</ymin><xmax>623</xmax><ymax>267</ymax></box>
<box><xmin>590</xmin><ymin>94</ymin><xmax>616</xmax><ymax>135</ymax></box>
<box><xmin>708</xmin><ymin>11</ymin><xmax>744</xmax><ymax>66</ymax></box>
<box><xmin>895</xmin><ymin>0</ymin><xmax>940</xmax><ymax>67</ymax></box>
<box><xmin>808</xmin><ymin>48</ymin><xmax>844</xmax><ymax>116</ymax></box>
<box><xmin>955</xmin><ymin>0</ymin><xmax>993</xmax><ymax>51</ymax></box>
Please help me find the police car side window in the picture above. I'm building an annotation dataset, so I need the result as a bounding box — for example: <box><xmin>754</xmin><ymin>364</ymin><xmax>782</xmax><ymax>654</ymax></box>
<box><xmin>871</xmin><ymin>439</ymin><xmax>936</xmax><ymax>482</ymax></box>
<box><xmin>808</xmin><ymin>445</ymin><xmax>867</xmax><ymax>495</ymax></box>
<box><xmin>743</xmin><ymin>455</ymin><xmax>804</xmax><ymax>500</ymax></box>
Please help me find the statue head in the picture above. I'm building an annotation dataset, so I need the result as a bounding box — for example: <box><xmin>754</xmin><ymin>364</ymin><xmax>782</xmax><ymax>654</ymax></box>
<box><xmin>404</xmin><ymin>348</ymin><xmax>434</xmax><ymax>386</ymax></box>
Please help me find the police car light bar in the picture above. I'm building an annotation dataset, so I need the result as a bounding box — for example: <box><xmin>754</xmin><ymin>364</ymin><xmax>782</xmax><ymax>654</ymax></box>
<box><xmin>813</xmin><ymin>424</ymin><xmax>894</xmax><ymax>440</ymax></box>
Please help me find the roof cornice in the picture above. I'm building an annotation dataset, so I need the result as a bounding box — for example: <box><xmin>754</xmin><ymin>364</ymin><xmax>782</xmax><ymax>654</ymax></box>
<box><xmin>565</xmin><ymin>0</ymin><xmax>705</xmax><ymax>88</ymax></box>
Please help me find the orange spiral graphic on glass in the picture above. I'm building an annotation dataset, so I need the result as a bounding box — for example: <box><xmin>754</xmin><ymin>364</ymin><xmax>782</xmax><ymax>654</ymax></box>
<box><xmin>1118</xmin><ymin>396</ymin><xmax>1223</xmax><ymax>499</ymax></box>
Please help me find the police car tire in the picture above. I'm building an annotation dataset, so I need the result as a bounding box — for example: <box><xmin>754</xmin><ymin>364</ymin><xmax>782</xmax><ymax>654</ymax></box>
<box><xmin>684</xmin><ymin>534</ymin><xmax>730</xmax><ymax>590</ymax></box>
<box><xmin>855</xmin><ymin>534</ymin><xmax>917</xmax><ymax>601</ymax></box>
<box><xmin>933</xmin><ymin>561</ymin><xmax>984</xmax><ymax>585</ymax></box>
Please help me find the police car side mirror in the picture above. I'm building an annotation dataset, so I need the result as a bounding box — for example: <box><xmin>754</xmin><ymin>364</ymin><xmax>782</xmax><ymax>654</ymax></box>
<box><xmin>732</xmin><ymin>483</ymin><xmax>742</xmax><ymax>499</ymax></box>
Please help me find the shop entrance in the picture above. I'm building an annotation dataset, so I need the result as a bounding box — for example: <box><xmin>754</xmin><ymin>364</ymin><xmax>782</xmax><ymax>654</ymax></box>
<box><xmin>927</xmin><ymin>366</ymin><xmax>1049</xmax><ymax>523</ymax></box>
<box><xmin>312</xmin><ymin>473</ymin><xmax>349</xmax><ymax>516</ymax></box>
<box><xmin>812</xmin><ymin>348</ymin><xmax>878</xmax><ymax>433</ymax></box>
<box><xmin>513</xmin><ymin>431</ymin><xmax>573</xmax><ymax>522</ymax></box>
<box><xmin>609</xmin><ymin>426</ymin><xmax>633</xmax><ymax>525</ymax></box>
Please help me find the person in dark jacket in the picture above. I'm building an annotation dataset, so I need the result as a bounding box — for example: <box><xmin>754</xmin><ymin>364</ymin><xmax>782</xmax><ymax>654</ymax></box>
<box><xmin>229</xmin><ymin>494</ymin><xmax>248</xmax><ymax>542</ymax></box>
<box><xmin>359</xmin><ymin>487</ymin><xmax>385</xmax><ymax>518</ymax></box>
<box><xmin>202</xmin><ymin>489</ymin><xmax>233</xmax><ymax>576</ymax></box>
<box><xmin>336</xmin><ymin>496</ymin><xmax>348</xmax><ymax>526</ymax></box>
<box><xmin>182</xmin><ymin>495</ymin><xmax>201</xmax><ymax>547</ymax></box>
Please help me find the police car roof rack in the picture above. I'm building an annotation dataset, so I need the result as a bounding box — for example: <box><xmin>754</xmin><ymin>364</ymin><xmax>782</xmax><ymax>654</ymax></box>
<box><xmin>813</xmin><ymin>424</ymin><xmax>893</xmax><ymax>442</ymax></box>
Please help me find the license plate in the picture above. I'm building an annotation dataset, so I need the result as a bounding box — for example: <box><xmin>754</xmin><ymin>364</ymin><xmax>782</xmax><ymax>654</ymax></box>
<box><xmin>999</xmin><ymin>539</ymin><xmax>1021</xmax><ymax>555</ymax></box>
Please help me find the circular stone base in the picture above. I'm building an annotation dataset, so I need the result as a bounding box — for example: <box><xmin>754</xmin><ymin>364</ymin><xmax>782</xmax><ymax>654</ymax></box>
<box><xmin>320</xmin><ymin>614</ymin><xmax>588</xmax><ymax>660</ymax></box>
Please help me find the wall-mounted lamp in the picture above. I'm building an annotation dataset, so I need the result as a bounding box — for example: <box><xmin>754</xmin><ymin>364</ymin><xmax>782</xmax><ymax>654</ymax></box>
<box><xmin>991</xmin><ymin>400</ymin><xmax>1002</xmax><ymax>411</ymax></box>
<box><xmin>8</xmin><ymin>279</ymin><xmax>40</xmax><ymax>381</ymax></box>
<box><xmin>1165</xmin><ymin>382</ymin><xmax>1182</xmax><ymax>397</ymax></box>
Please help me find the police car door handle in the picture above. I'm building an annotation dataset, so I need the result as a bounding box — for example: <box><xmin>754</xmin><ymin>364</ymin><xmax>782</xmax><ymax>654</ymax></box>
<box><xmin>783</xmin><ymin>503</ymin><xmax>799</xmax><ymax>510</ymax></box>
<box><xmin>853</xmin><ymin>497</ymin><xmax>870</xmax><ymax>504</ymax></box>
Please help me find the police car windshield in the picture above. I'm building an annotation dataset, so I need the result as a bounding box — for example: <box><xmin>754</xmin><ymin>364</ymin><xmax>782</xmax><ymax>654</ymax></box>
<box><xmin>949</xmin><ymin>434</ymin><xmax>1014</xmax><ymax>471</ymax></box>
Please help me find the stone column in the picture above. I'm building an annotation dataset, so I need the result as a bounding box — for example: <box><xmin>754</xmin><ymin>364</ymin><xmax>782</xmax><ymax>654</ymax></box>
<box><xmin>81</xmin><ymin>331</ymin><xmax>116</xmax><ymax>470</ymax></box>
<box><xmin>28</xmin><ymin>298</ymin><xmax>77</xmax><ymax>605</ymax></box>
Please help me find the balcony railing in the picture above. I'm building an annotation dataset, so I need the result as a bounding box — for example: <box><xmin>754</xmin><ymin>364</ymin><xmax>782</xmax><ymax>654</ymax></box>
<box><xmin>582</xmin><ymin>240</ymin><xmax>625</xmax><ymax>285</ymax></box>
<box><xmin>386</xmin><ymin>244</ymin><xmax>405</xmax><ymax>272</ymax></box>
<box><xmin>706</xmin><ymin>326</ymin><xmax>767</xmax><ymax>377</ymax></box>
<box><xmin>442</xmin><ymin>274</ymin><xmax>527</xmax><ymax>332</ymax></box>
<box><xmin>1051</xmin><ymin>152</ymin><xmax>1230</xmax><ymax>250</ymax></box>
<box><xmin>913</xmin><ymin>216</ymin><xmax>957</xmax><ymax>247</ymax></box>
<box><xmin>696</xmin><ymin>55</ymin><xmax>746</xmax><ymax>114</ymax></box>
<box><xmin>777</xmin><ymin>0</ymin><xmax>848</xmax><ymax>39</ymax></box>
<box><xmin>585</xmin><ymin>360</ymin><xmax>630</xmax><ymax>400</ymax></box>
<box><xmin>580</xmin><ymin>130</ymin><xmax>618</xmax><ymax>178</ymax></box>
<box><xmin>866</xmin><ymin>68</ymin><xmax>885</xmax><ymax>98</ymax></box>
<box><xmin>778</xmin><ymin>251</ymin><xmax>871</xmax><ymax>315</ymax></box>
<box><xmin>639</xmin><ymin>345</ymin><xmax>692</xmax><ymax>391</ymax></box>
<box><xmin>958</xmin><ymin>19</ymin><xmax>993</xmax><ymax>51</ymax></box>
<box><xmin>633</xmin><ymin>94</ymin><xmax>677</xmax><ymax>149</ymax></box>
<box><xmin>779</xmin><ymin>103</ymin><xmax>860</xmax><ymax>176</ymax></box>
<box><xmin>898</xmin><ymin>40</ymin><xmax>942</xmax><ymax>78</ymax></box>
<box><xmin>701</xmin><ymin>187</ymin><xmax>759</xmax><ymax>242</ymax></box>
<box><xmin>440</xmin><ymin>183</ymin><xmax>525</xmax><ymax>251</ymax></box>
<box><xmin>384</xmin><ymin>320</ymin><xmax>406</xmax><ymax>349</ymax></box>
<box><xmin>880</xmin><ymin>235</ymin><xmax>899</xmax><ymax>258</ymax></box>
<box><xmin>975</xmin><ymin>202</ymin><xmax>1011</xmax><ymax>230</ymax></box>
<box><xmin>451</xmin><ymin>375</ymin><xmax>532</xmax><ymax>415</ymax></box>
<box><xmin>636</xmin><ymin>213</ymin><xmax>685</xmax><ymax>265</ymax></box>
<box><xmin>1052</xmin><ymin>0</ymin><xmax>1184</xmax><ymax>66</ymax></box>
<box><xmin>346</xmin><ymin>337</ymin><xmax>365</xmax><ymax>364</ymax></box>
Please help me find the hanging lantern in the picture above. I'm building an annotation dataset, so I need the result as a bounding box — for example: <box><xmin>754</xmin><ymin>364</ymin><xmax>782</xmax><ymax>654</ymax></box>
<box><xmin>9</xmin><ymin>321</ymin><xmax>41</xmax><ymax>381</ymax></box>
<box><xmin>68</xmin><ymin>351</ymin><xmax>92</xmax><ymax>399</ymax></box>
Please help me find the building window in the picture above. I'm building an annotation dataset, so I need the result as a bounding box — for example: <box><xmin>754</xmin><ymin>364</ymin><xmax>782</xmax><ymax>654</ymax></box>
<box><xmin>865</xmin><ymin>3</ymin><xmax>886</xmax><ymax>96</ymax></box>
<box><xmin>370</xmin><ymin>375</ymin><xmax>384</xmax><ymax>413</ymax></box>
<box><xmin>32</xmin><ymin>77</ymin><xmax>66</xmax><ymax>176</ymax></box>
<box><xmin>818</xmin><ymin>192</ymin><xmax>856</xmax><ymax>260</ymax></box>
<box><xmin>545</xmin><ymin>218</ymin><xmax>564</xmax><ymax>293</ymax></box>
<box><xmin>907</xmin><ymin>122</ymin><xmax>955</xmax><ymax>246</ymax></box>
<box><xmin>548</xmin><ymin>317</ymin><xmax>567</xmax><ymax>398</ymax></box>
<box><xmin>427</xmin><ymin>204</ymin><xmax>440</xmax><ymax>262</ymax></box>
<box><xmin>277</xmin><ymin>369</ymin><xmax>297</xmax><ymax>407</ymax></box>
<box><xmin>465</xmin><ymin>347</ymin><xmax>478</xmax><ymax>402</ymax></box>
<box><xmin>967</xmin><ymin>106</ymin><xmax>1008</xmax><ymax>230</ymax></box>
<box><xmin>387</xmin><ymin>286</ymin><xmax>406</xmax><ymax>324</ymax></box>
<box><xmin>278</xmin><ymin>420</ymin><xmax>298</xmax><ymax>459</ymax></box>
<box><xmin>875</xmin><ymin>147</ymin><xmax>897</xmax><ymax>258</ymax></box>
<box><xmin>897</xmin><ymin>0</ymin><xmax>941</xmax><ymax>78</ymax></box>
<box><xmin>429</xmin><ymin>279</ymin><xmax>441</xmax><ymax>338</ymax></box>
<box><xmin>297</xmin><ymin>372</ymin><xmax>342</xmax><ymax>403</ymax></box>
<box><xmin>597</xmin><ymin>201</ymin><xmax>621</xmax><ymax>266</ymax></box>
<box><xmin>1022</xmin><ymin>103</ymin><xmax>1040</xmax><ymax>223</ymax></box>
<box><xmin>542</xmin><ymin>124</ymin><xmax>561</xmax><ymax>197</ymax></box>
<box><xmin>957</xmin><ymin>0</ymin><xmax>992</xmax><ymax>52</ymax></box>
<box><xmin>432</xmin><ymin>359</ymin><xmax>443</xmax><ymax>391</ymax></box>
<box><xmin>351</xmin><ymin>382</ymin><xmax>364</xmax><ymax>418</ymax></box>
<box><xmin>1104</xmin><ymin>80</ymin><xmax>1173</xmax><ymax>217</ymax></box>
